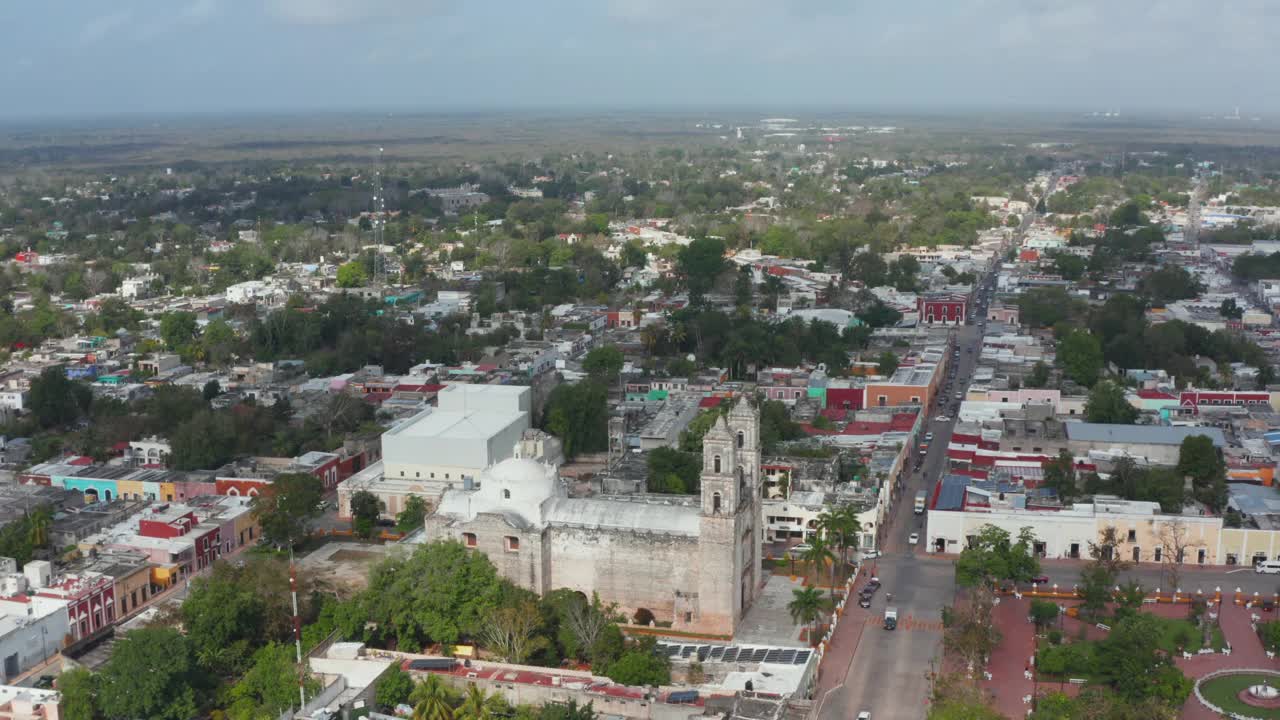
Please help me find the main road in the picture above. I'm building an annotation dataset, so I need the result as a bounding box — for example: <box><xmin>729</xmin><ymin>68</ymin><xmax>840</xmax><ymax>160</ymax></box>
<box><xmin>816</xmin><ymin>301</ymin><xmax>992</xmax><ymax>720</ymax></box>
<box><xmin>817</xmin><ymin>188</ymin><xmax>1052</xmax><ymax>719</ymax></box>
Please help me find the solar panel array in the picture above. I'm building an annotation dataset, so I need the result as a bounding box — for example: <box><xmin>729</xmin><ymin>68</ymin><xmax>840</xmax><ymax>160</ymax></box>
<box><xmin>654</xmin><ymin>642</ymin><xmax>811</xmax><ymax>666</ymax></box>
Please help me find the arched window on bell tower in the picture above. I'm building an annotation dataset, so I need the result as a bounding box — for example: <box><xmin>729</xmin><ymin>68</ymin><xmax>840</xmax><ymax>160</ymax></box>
<box><xmin>737</xmin><ymin>431</ymin><xmax>744</xmax><ymax>449</ymax></box>
<box><xmin>713</xmin><ymin>492</ymin><xmax>722</xmax><ymax>514</ymax></box>
<box><xmin>714</xmin><ymin>455</ymin><xmax>722</xmax><ymax>474</ymax></box>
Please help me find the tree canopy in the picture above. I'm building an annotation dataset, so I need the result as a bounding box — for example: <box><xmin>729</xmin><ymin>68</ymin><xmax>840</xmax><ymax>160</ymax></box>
<box><xmin>251</xmin><ymin>472</ymin><xmax>324</xmax><ymax>547</ymax></box>
<box><xmin>955</xmin><ymin>525</ymin><xmax>1041</xmax><ymax>588</ymax></box>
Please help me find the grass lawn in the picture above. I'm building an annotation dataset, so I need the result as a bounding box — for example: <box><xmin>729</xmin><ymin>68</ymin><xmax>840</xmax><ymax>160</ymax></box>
<box><xmin>1199</xmin><ymin>673</ymin><xmax>1280</xmax><ymax>719</ymax></box>
<box><xmin>1211</xmin><ymin>625</ymin><xmax>1228</xmax><ymax>651</ymax></box>
<box><xmin>1149</xmin><ymin>616</ymin><xmax>1203</xmax><ymax>653</ymax></box>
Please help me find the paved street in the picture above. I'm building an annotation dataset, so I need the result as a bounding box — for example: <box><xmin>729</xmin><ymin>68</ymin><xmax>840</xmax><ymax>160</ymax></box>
<box><xmin>815</xmin><ymin>287</ymin><xmax>994</xmax><ymax>720</ymax></box>
<box><xmin>1027</xmin><ymin>558</ymin><xmax>1280</xmax><ymax>599</ymax></box>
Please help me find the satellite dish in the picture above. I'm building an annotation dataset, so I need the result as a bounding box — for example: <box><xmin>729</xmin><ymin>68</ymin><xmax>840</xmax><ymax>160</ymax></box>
<box><xmin>686</xmin><ymin>354</ymin><xmax>696</xmax><ymax>362</ymax></box>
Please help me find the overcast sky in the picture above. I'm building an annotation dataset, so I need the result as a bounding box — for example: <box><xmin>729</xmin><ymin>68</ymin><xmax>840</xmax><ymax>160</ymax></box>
<box><xmin>2</xmin><ymin>0</ymin><xmax>1276</xmax><ymax>118</ymax></box>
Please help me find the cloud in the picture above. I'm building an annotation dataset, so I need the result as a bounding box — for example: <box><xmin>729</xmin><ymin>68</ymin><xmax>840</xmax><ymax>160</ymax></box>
<box><xmin>78</xmin><ymin>10</ymin><xmax>134</xmax><ymax>46</ymax></box>
<box><xmin>267</xmin><ymin>0</ymin><xmax>454</xmax><ymax>26</ymax></box>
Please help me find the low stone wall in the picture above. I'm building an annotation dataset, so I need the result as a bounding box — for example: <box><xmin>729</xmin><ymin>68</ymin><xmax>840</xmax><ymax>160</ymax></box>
<box><xmin>1193</xmin><ymin>668</ymin><xmax>1280</xmax><ymax>720</ymax></box>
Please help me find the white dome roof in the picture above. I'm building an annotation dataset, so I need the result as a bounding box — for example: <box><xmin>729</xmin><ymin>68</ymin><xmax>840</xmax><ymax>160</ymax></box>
<box><xmin>482</xmin><ymin>457</ymin><xmax>558</xmax><ymax>505</ymax></box>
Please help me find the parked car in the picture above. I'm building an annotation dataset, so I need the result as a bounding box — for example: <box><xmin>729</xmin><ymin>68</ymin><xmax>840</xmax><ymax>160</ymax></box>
<box><xmin>866</xmin><ymin>577</ymin><xmax>882</xmax><ymax>591</ymax></box>
<box><xmin>857</xmin><ymin>712</ymin><xmax>871</xmax><ymax>720</ymax></box>
<box><xmin>787</xmin><ymin>544</ymin><xmax>811</xmax><ymax>558</ymax></box>
<box><xmin>858</xmin><ymin>592</ymin><xmax>873</xmax><ymax>608</ymax></box>
<box><xmin>908</xmin><ymin>533</ymin><xmax>919</xmax><ymax>545</ymax></box>
<box><xmin>1031</xmin><ymin>574</ymin><xmax>1050</xmax><ymax>584</ymax></box>
<box><xmin>935</xmin><ymin>415</ymin><xmax>951</xmax><ymax>422</ymax></box>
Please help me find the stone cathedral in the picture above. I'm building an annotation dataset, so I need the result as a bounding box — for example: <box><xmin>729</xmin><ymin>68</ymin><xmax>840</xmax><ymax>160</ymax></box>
<box><xmin>423</xmin><ymin>396</ymin><xmax>764</xmax><ymax>635</ymax></box>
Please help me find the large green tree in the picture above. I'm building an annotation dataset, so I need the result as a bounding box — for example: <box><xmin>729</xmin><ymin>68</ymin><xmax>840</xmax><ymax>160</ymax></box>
<box><xmin>582</xmin><ymin>345</ymin><xmax>624</xmax><ymax>380</ymax></box>
<box><xmin>1059</xmin><ymin>329</ymin><xmax>1103</xmax><ymax>388</ymax></box>
<box><xmin>28</xmin><ymin>366</ymin><xmax>90</xmax><ymax>428</ymax></box>
<box><xmin>336</xmin><ymin>261</ymin><xmax>368</xmax><ymax>288</ymax></box>
<box><xmin>57</xmin><ymin>667</ymin><xmax>98</xmax><ymax>720</ymax></box>
<box><xmin>159</xmin><ymin>311</ymin><xmax>198</xmax><ymax>352</ymax></box>
<box><xmin>226</xmin><ymin>642</ymin><xmax>320</xmax><ymax>720</ymax></box>
<box><xmin>955</xmin><ymin>525</ymin><xmax>1041</xmax><ymax>588</ymax></box>
<box><xmin>1097</xmin><ymin>613</ymin><xmax>1192</xmax><ymax>705</ymax></box>
<box><xmin>181</xmin><ymin>570</ymin><xmax>267</xmax><ymax>675</ymax></box>
<box><xmin>1177</xmin><ymin>434</ymin><xmax>1227</xmax><ymax>511</ymax></box>
<box><xmin>97</xmin><ymin>628</ymin><xmax>203</xmax><ymax>720</ymax></box>
<box><xmin>363</xmin><ymin>540</ymin><xmax>504</xmax><ymax>650</ymax></box>
<box><xmin>251</xmin><ymin>472</ymin><xmax>324</xmax><ymax>547</ymax></box>
<box><xmin>541</xmin><ymin>380</ymin><xmax>608</xmax><ymax>460</ymax></box>
<box><xmin>646</xmin><ymin>447</ymin><xmax>700</xmax><ymax>494</ymax></box>
<box><xmin>1084</xmin><ymin>380</ymin><xmax>1138</xmax><ymax>424</ymax></box>
<box><xmin>351</xmin><ymin>490</ymin><xmax>384</xmax><ymax>538</ymax></box>
<box><xmin>396</xmin><ymin>495</ymin><xmax>429</xmax><ymax>533</ymax></box>
<box><xmin>677</xmin><ymin>237</ymin><xmax>726</xmax><ymax>301</ymax></box>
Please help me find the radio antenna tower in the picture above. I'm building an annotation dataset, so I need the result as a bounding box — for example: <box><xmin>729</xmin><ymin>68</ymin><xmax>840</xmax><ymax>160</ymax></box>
<box><xmin>373</xmin><ymin>147</ymin><xmax>388</xmax><ymax>288</ymax></box>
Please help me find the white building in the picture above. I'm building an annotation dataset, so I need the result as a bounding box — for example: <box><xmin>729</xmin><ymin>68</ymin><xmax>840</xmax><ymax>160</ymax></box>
<box><xmin>380</xmin><ymin>385</ymin><xmax>530</xmax><ymax>490</ymax></box>
<box><xmin>0</xmin><ymin>685</ymin><xmax>61</xmax><ymax>719</ymax></box>
<box><xmin>0</xmin><ymin>578</ymin><xmax>69</xmax><ymax>684</ymax></box>
<box><xmin>225</xmin><ymin>280</ymin><xmax>284</xmax><ymax>306</ymax></box>
<box><xmin>926</xmin><ymin>477</ymin><xmax>1221</xmax><ymax>564</ymax></box>
<box><xmin>119</xmin><ymin>274</ymin><xmax>159</xmax><ymax>300</ymax></box>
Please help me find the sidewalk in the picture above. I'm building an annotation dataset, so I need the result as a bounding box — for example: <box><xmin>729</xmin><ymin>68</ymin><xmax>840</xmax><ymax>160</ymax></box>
<box><xmin>980</xmin><ymin>597</ymin><xmax>1037</xmax><ymax>718</ymax></box>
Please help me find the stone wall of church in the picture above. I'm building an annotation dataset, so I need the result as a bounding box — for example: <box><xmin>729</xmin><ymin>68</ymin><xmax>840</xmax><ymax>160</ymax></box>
<box><xmin>425</xmin><ymin>514</ymin><xmax>547</xmax><ymax>593</ymax></box>
<box><xmin>547</xmin><ymin>526</ymin><xmax>701</xmax><ymax>628</ymax></box>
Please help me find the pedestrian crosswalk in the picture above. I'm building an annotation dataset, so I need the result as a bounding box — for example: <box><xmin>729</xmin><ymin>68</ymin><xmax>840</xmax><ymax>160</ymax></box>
<box><xmin>862</xmin><ymin>615</ymin><xmax>944</xmax><ymax>632</ymax></box>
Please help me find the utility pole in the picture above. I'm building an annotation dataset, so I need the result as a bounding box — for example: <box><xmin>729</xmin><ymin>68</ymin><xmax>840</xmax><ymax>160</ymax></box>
<box><xmin>373</xmin><ymin>147</ymin><xmax>388</xmax><ymax>289</ymax></box>
<box><xmin>290</xmin><ymin>547</ymin><xmax>306</xmax><ymax>711</ymax></box>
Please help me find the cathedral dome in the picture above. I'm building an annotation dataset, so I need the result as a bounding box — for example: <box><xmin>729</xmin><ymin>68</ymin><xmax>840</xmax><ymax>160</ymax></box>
<box><xmin>473</xmin><ymin>457</ymin><xmax>559</xmax><ymax>527</ymax></box>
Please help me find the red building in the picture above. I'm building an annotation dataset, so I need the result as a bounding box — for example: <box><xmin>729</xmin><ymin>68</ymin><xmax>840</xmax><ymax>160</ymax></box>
<box><xmin>37</xmin><ymin>573</ymin><xmax>115</xmax><ymax>642</ymax></box>
<box><xmin>214</xmin><ymin>477</ymin><xmax>269</xmax><ymax>497</ymax></box>
<box><xmin>917</xmin><ymin>294</ymin><xmax>968</xmax><ymax>326</ymax></box>
<box><xmin>604</xmin><ymin>309</ymin><xmax>643</xmax><ymax>328</ymax></box>
<box><xmin>138</xmin><ymin>508</ymin><xmax>221</xmax><ymax>571</ymax></box>
<box><xmin>825</xmin><ymin>386</ymin><xmax>865</xmax><ymax>412</ymax></box>
<box><xmin>1178</xmin><ymin>389</ymin><xmax>1273</xmax><ymax>414</ymax></box>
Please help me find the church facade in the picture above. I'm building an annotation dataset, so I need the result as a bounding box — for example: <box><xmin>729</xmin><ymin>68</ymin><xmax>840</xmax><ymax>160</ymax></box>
<box><xmin>422</xmin><ymin>397</ymin><xmax>764</xmax><ymax>636</ymax></box>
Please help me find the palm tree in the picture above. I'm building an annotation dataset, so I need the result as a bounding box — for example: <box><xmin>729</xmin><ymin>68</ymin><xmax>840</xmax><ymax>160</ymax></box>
<box><xmin>27</xmin><ymin>505</ymin><xmax>52</xmax><ymax>551</ymax></box>
<box><xmin>801</xmin><ymin>537</ymin><xmax>837</xmax><ymax>599</ymax></box>
<box><xmin>788</xmin><ymin>586</ymin><xmax>823</xmax><ymax>647</ymax></box>
<box><xmin>411</xmin><ymin>675</ymin><xmax>455</xmax><ymax>720</ymax></box>
<box><xmin>826</xmin><ymin>505</ymin><xmax>863</xmax><ymax>568</ymax></box>
<box><xmin>455</xmin><ymin>685</ymin><xmax>499</xmax><ymax>720</ymax></box>
<box><xmin>640</xmin><ymin>325</ymin><xmax>662</xmax><ymax>357</ymax></box>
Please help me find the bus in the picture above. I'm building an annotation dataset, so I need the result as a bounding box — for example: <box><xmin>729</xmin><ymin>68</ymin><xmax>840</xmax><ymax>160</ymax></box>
<box><xmin>914</xmin><ymin>491</ymin><xmax>926</xmax><ymax>515</ymax></box>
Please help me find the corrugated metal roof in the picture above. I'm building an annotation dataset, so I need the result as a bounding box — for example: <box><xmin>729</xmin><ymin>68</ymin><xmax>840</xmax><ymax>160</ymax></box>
<box><xmin>936</xmin><ymin>475</ymin><xmax>968</xmax><ymax>511</ymax></box>
<box><xmin>1065</xmin><ymin>423</ymin><xmax>1225</xmax><ymax>447</ymax></box>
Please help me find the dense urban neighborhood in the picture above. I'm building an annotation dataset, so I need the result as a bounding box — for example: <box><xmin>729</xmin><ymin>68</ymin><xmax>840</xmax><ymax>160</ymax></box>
<box><xmin>4</xmin><ymin>111</ymin><xmax>1280</xmax><ymax>720</ymax></box>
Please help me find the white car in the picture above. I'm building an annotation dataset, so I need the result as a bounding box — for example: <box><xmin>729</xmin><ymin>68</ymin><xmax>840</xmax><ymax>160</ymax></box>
<box><xmin>908</xmin><ymin>533</ymin><xmax>919</xmax><ymax>545</ymax></box>
<box><xmin>857</xmin><ymin>712</ymin><xmax>871</xmax><ymax>720</ymax></box>
<box><xmin>935</xmin><ymin>415</ymin><xmax>950</xmax><ymax>422</ymax></box>
<box><xmin>787</xmin><ymin>544</ymin><xmax>811</xmax><ymax>558</ymax></box>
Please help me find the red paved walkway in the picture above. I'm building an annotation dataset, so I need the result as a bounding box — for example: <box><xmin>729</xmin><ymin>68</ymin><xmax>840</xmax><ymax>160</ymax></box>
<box><xmin>981</xmin><ymin>597</ymin><xmax>1037</xmax><ymax>718</ymax></box>
<box><xmin>1179</xmin><ymin>602</ymin><xmax>1279</xmax><ymax>720</ymax></box>
<box><xmin>813</xmin><ymin>571</ymin><xmax>875</xmax><ymax>711</ymax></box>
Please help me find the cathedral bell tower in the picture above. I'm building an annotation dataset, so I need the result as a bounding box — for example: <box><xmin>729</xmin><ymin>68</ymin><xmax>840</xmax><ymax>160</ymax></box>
<box><xmin>697</xmin><ymin>397</ymin><xmax>763</xmax><ymax>636</ymax></box>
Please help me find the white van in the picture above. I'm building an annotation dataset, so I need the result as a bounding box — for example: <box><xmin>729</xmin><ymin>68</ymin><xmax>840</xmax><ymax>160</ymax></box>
<box><xmin>1256</xmin><ymin>560</ymin><xmax>1280</xmax><ymax>574</ymax></box>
